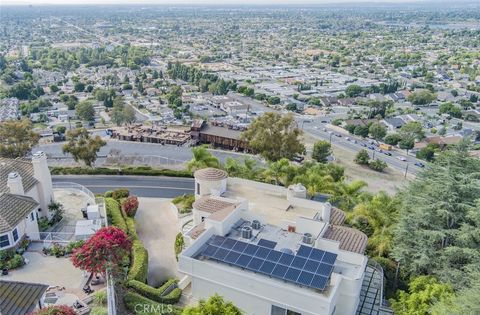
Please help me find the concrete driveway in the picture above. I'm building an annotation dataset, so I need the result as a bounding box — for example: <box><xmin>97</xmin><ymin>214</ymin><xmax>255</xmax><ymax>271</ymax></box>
<box><xmin>135</xmin><ymin>197</ymin><xmax>180</xmax><ymax>287</ymax></box>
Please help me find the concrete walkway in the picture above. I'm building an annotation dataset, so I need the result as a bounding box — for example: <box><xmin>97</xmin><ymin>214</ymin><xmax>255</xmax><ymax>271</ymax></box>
<box><xmin>135</xmin><ymin>197</ymin><xmax>181</xmax><ymax>287</ymax></box>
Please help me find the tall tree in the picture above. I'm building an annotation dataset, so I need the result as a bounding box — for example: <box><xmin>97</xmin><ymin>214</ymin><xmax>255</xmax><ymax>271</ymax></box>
<box><xmin>241</xmin><ymin>112</ymin><xmax>305</xmax><ymax>161</ymax></box>
<box><xmin>392</xmin><ymin>146</ymin><xmax>480</xmax><ymax>289</ymax></box>
<box><xmin>369</xmin><ymin>122</ymin><xmax>387</xmax><ymax>140</ymax></box>
<box><xmin>63</xmin><ymin>128</ymin><xmax>106</xmax><ymax>167</ymax></box>
<box><xmin>0</xmin><ymin>119</ymin><xmax>40</xmax><ymax>158</ymax></box>
<box><xmin>76</xmin><ymin>100</ymin><xmax>95</xmax><ymax>121</ymax></box>
<box><xmin>312</xmin><ymin>140</ymin><xmax>332</xmax><ymax>163</ymax></box>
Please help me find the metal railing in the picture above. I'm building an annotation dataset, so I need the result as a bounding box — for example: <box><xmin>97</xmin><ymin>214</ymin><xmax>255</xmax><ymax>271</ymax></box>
<box><xmin>52</xmin><ymin>182</ymin><xmax>96</xmax><ymax>204</ymax></box>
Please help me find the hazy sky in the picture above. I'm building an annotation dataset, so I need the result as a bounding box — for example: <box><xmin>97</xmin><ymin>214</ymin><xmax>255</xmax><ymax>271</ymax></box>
<box><xmin>1</xmin><ymin>0</ymin><xmax>436</xmax><ymax>5</ymax></box>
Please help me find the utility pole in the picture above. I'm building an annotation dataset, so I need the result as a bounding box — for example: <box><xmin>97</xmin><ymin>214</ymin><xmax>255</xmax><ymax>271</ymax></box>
<box><xmin>404</xmin><ymin>163</ymin><xmax>409</xmax><ymax>179</ymax></box>
<box><xmin>329</xmin><ymin>133</ymin><xmax>333</xmax><ymax>144</ymax></box>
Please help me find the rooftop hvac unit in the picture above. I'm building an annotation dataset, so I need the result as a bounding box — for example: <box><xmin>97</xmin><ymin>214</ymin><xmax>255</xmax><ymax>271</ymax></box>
<box><xmin>242</xmin><ymin>226</ymin><xmax>252</xmax><ymax>239</ymax></box>
<box><xmin>251</xmin><ymin>220</ymin><xmax>261</xmax><ymax>230</ymax></box>
<box><xmin>303</xmin><ymin>233</ymin><xmax>313</xmax><ymax>245</ymax></box>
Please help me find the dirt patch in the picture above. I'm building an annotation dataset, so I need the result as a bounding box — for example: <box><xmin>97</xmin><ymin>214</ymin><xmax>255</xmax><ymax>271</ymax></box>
<box><xmin>303</xmin><ymin>133</ymin><xmax>412</xmax><ymax>195</ymax></box>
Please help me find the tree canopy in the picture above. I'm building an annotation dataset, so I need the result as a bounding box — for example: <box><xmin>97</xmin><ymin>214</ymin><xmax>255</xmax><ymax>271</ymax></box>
<box><xmin>0</xmin><ymin>119</ymin><xmax>40</xmax><ymax>158</ymax></box>
<box><xmin>182</xmin><ymin>294</ymin><xmax>242</xmax><ymax>315</ymax></box>
<box><xmin>241</xmin><ymin>112</ymin><xmax>305</xmax><ymax>161</ymax></box>
<box><xmin>62</xmin><ymin>128</ymin><xmax>106</xmax><ymax>167</ymax></box>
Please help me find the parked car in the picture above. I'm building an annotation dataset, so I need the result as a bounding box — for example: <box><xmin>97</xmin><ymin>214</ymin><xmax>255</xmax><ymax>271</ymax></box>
<box><xmin>361</xmin><ymin>143</ymin><xmax>367</xmax><ymax>147</ymax></box>
<box><xmin>335</xmin><ymin>134</ymin><xmax>342</xmax><ymax>137</ymax></box>
<box><xmin>384</xmin><ymin>151</ymin><xmax>392</xmax><ymax>156</ymax></box>
<box><xmin>345</xmin><ymin>137</ymin><xmax>350</xmax><ymax>141</ymax></box>
<box><xmin>368</xmin><ymin>146</ymin><xmax>375</xmax><ymax>150</ymax></box>
<box><xmin>397</xmin><ymin>156</ymin><xmax>407</xmax><ymax>161</ymax></box>
<box><xmin>415</xmin><ymin>162</ymin><xmax>425</xmax><ymax>167</ymax></box>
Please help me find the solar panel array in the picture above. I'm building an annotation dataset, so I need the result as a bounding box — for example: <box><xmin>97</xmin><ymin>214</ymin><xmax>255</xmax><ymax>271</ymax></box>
<box><xmin>200</xmin><ymin>235</ymin><xmax>337</xmax><ymax>291</ymax></box>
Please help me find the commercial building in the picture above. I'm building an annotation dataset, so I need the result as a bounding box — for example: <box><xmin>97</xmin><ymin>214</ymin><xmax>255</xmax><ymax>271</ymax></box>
<box><xmin>178</xmin><ymin>168</ymin><xmax>377</xmax><ymax>315</ymax></box>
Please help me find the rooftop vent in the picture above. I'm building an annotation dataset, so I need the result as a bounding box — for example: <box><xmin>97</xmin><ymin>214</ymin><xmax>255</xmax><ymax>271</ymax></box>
<box><xmin>303</xmin><ymin>233</ymin><xmax>313</xmax><ymax>245</ymax></box>
<box><xmin>280</xmin><ymin>248</ymin><xmax>294</xmax><ymax>255</ymax></box>
<box><xmin>251</xmin><ymin>220</ymin><xmax>261</xmax><ymax>230</ymax></box>
<box><xmin>241</xmin><ymin>226</ymin><xmax>252</xmax><ymax>239</ymax></box>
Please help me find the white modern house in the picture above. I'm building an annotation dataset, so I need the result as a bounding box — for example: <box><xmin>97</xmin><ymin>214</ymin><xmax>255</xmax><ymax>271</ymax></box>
<box><xmin>178</xmin><ymin>168</ymin><xmax>371</xmax><ymax>315</ymax></box>
<box><xmin>0</xmin><ymin>151</ymin><xmax>54</xmax><ymax>250</ymax></box>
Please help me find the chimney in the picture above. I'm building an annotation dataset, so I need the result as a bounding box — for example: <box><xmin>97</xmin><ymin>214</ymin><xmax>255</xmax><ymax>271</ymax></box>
<box><xmin>7</xmin><ymin>172</ymin><xmax>24</xmax><ymax>195</ymax></box>
<box><xmin>322</xmin><ymin>202</ymin><xmax>332</xmax><ymax>223</ymax></box>
<box><xmin>32</xmin><ymin>151</ymin><xmax>54</xmax><ymax>212</ymax></box>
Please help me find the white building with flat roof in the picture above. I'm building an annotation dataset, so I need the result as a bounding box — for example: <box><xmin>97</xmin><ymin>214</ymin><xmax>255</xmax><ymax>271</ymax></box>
<box><xmin>178</xmin><ymin>168</ymin><xmax>371</xmax><ymax>315</ymax></box>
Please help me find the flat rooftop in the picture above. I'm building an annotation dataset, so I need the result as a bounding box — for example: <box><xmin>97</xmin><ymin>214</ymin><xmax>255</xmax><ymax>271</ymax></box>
<box><xmin>227</xmin><ymin>220</ymin><xmax>304</xmax><ymax>254</ymax></box>
<box><xmin>224</xmin><ymin>182</ymin><xmax>320</xmax><ymax>226</ymax></box>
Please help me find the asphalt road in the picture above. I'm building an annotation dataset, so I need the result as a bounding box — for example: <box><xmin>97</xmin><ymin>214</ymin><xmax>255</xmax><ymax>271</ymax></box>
<box><xmin>53</xmin><ymin>175</ymin><xmax>195</xmax><ymax>198</ymax></box>
<box><xmin>297</xmin><ymin>115</ymin><xmax>424</xmax><ymax>175</ymax></box>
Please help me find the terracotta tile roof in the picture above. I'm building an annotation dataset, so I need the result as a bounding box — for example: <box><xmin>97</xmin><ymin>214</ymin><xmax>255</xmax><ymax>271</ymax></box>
<box><xmin>0</xmin><ymin>158</ymin><xmax>38</xmax><ymax>194</ymax></box>
<box><xmin>0</xmin><ymin>193</ymin><xmax>38</xmax><ymax>234</ymax></box>
<box><xmin>0</xmin><ymin>280</ymin><xmax>48</xmax><ymax>315</ymax></box>
<box><xmin>207</xmin><ymin>207</ymin><xmax>235</xmax><ymax>222</ymax></box>
<box><xmin>323</xmin><ymin>225</ymin><xmax>368</xmax><ymax>254</ymax></box>
<box><xmin>187</xmin><ymin>222</ymin><xmax>206</xmax><ymax>240</ymax></box>
<box><xmin>330</xmin><ymin>207</ymin><xmax>346</xmax><ymax>226</ymax></box>
<box><xmin>193</xmin><ymin>196</ymin><xmax>239</xmax><ymax>214</ymax></box>
<box><xmin>194</xmin><ymin>168</ymin><xmax>228</xmax><ymax>181</ymax></box>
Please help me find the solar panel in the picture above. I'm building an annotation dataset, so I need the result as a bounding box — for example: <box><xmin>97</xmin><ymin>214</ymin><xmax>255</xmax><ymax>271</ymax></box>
<box><xmin>266</xmin><ymin>250</ymin><xmax>282</xmax><ymax>262</ymax></box>
<box><xmin>232</xmin><ymin>241</ymin><xmax>247</xmax><ymax>253</ymax></box>
<box><xmin>255</xmin><ymin>247</ymin><xmax>271</xmax><ymax>259</ymax></box>
<box><xmin>258</xmin><ymin>239</ymin><xmax>277</xmax><ymax>249</ymax></box>
<box><xmin>203</xmin><ymin>245</ymin><xmax>219</xmax><ymax>257</ymax></box>
<box><xmin>304</xmin><ymin>260</ymin><xmax>320</xmax><ymax>273</ymax></box>
<box><xmin>225</xmin><ymin>251</ymin><xmax>241</xmax><ymax>264</ymax></box>
<box><xmin>310</xmin><ymin>248</ymin><xmax>325</xmax><ymax>261</ymax></box>
<box><xmin>244</xmin><ymin>244</ymin><xmax>259</xmax><ymax>255</ymax></box>
<box><xmin>222</xmin><ymin>238</ymin><xmax>237</xmax><ymax>250</ymax></box>
<box><xmin>272</xmin><ymin>264</ymin><xmax>288</xmax><ymax>278</ymax></box>
<box><xmin>278</xmin><ymin>253</ymin><xmax>294</xmax><ymax>266</ymax></box>
<box><xmin>200</xmin><ymin>235</ymin><xmax>337</xmax><ymax>292</ymax></box>
<box><xmin>291</xmin><ymin>256</ymin><xmax>307</xmax><ymax>269</ymax></box>
<box><xmin>259</xmin><ymin>261</ymin><xmax>276</xmax><ymax>274</ymax></box>
<box><xmin>323</xmin><ymin>252</ymin><xmax>337</xmax><ymax>265</ymax></box>
<box><xmin>284</xmin><ymin>268</ymin><xmax>301</xmax><ymax>282</ymax></box>
<box><xmin>298</xmin><ymin>271</ymin><xmax>315</xmax><ymax>286</ymax></box>
<box><xmin>247</xmin><ymin>257</ymin><xmax>264</xmax><ymax>271</ymax></box>
<box><xmin>213</xmin><ymin>248</ymin><xmax>229</xmax><ymax>260</ymax></box>
<box><xmin>237</xmin><ymin>254</ymin><xmax>252</xmax><ymax>267</ymax></box>
<box><xmin>297</xmin><ymin>245</ymin><xmax>313</xmax><ymax>258</ymax></box>
<box><xmin>310</xmin><ymin>275</ymin><xmax>328</xmax><ymax>290</ymax></box>
<box><xmin>209</xmin><ymin>235</ymin><xmax>226</xmax><ymax>246</ymax></box>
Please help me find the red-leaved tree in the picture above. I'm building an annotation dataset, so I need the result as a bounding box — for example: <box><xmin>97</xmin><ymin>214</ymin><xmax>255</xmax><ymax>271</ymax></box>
<box><xmin>122</xmin><ymin>195</ymin><xmax>139</xmax><ymax>217</ymax></box>
<box><xmin>32</xmin><ymin>305</ymin><xmax>76</xmax><ymax>315</ymax></box>
<box><xmin>71</xmin><ymin>226</ymin><xmax>131</xmax><ymax>276</ymax></box>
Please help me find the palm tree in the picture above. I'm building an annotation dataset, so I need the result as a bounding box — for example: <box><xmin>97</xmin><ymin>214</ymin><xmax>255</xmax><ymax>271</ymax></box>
<box><xmin>330</xmin><ymin>180</ymin><xmax>368</xmax><ymax>211</ymax></box>
<box><xmin>187</xmin><ymin>145</ymin><xmax>221</xmax><ymax>171</ymax></box>
<box><xmin>264</xmin><ymin>158</ymin><xmax>296</xmax><ymax>186</ymax></box>
<box><xmin>292</xmin><ymin>165</ymin><xmax>336</xmax><ymax>198</ymax></box>
<box><xmin>347</xmin><ymin>192</ymin><xmax>399</xmax><ymax>257</ymax></box>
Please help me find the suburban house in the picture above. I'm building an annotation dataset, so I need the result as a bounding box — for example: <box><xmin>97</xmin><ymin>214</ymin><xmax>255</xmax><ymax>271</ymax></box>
<box><xmin>0</xmin><ymin>280</ymin><xmax>48</xmax><ymax>315</ymax></box>
<box><xmin>0</xmin><ymin>152</ymin><xmax>54</xmax><ymax>250</ymax></box>
<box><xmin>178</xmin><ymin>168</ymin><xmax>384</xmax><ymax>315</ymax></box>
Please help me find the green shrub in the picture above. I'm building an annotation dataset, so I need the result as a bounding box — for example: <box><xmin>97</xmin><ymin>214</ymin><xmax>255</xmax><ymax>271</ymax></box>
<box><xmin>123</xmin><ymin>291</ymin><xmax>181</xmax><ymax>315</ymax></box>
<box><xmin>93</xmin><ymin>290</ymin><xmax>107</xmax><ymax>306</ymax></box>
<box><xmin>174</xmin><ymin>233</ymin><xmax>184</xmax><ymax>260</ymax></box>
<box><xmin>50</xmin><ymin>243</ymin><xmax>66</xmax><ymax>257</ymax></box>
<box><xmin>90</xmin><ymin>307</ymin><xmax>108</xmax><ymax>315</ymax></box>
<box><xmin>7</xmin><ymin>254</ymin><xmax>24</xmax><ymax>269</ymax></box>
<box><xmin>112</xmin><ymin>188</ymin><xmax>130</xmax><ymax>200</ymax></box>
<box><xmin>38</xmin><ymin>217</ymin><xmax>50</xmax><ymax>232</ymax></box>
<box><xmin>128</xmin><ymin>240</ymin><xmax>149</xmax><ymax>283</ymax></box>
<box><xmin>49</xmin><ymin>166</ymin><xmax>193</xmax><ymax>178</ymax></box>
<box><xmin>125</xmin><ymin>217</ymin><xmax>138</xmax><ymax>239</ymax></box>
<box><xmin>104</xmin><ymin>191</ymin><xmax>113</xmax><ymax>198</ymax></box>
<box><xmin>105</xmin><ymin>198</ymin><xmax>128</xmax><ymax>232</ymax></box>
<box><xmin>65</xmin><ymin>240</ymin><xmax>85</xmax><ymax>254</ymax></box>
<box><xmin>172</xmin><ymin>194</ymin><xmax>195</xmax><ymax>214</ymax></box>
<box><xmin>127</xmin><ymin>279</ymin><xmax>182</xmax><ymax>304</ymax></box>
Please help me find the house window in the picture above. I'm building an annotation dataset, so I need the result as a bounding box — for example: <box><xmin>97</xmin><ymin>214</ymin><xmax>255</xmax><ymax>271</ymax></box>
<box><xmin>196</xmin><ymin>183</ymin><xmax>200</xmax><ymax>194</ymax></box>
<box><xmin>12</xmin><ymin>229</ymin><xmax>19</xmax><ymax>242</ymax></box>
<box><xmin>0</xmin><ymin>234</ymin><xmax>9</xmax><ymax>248</ymax></box>
<box><xmin>31</xmin><ymin>212</ymin><xmax>35</xmax><ymax>221</ymax></box>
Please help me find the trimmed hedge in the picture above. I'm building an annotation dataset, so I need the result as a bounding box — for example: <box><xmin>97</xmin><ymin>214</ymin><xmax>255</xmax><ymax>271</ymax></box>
<box><xmin>128</xmin><ymin>240</ymin><xmax>148</xmax><ymax>283</ymax></box>
<box><xmin>124</xmin><ymin>291</ymin><xmax>181</xmax><ymax>315</ymax></box>
<box><xmin>125</xmin><ymin>217</ymin><xmax>138</xmax><ymax>239</ymax></box>
<box><xmin>50</xmin><ymin>166</ymin><xmax>193</xmax><ymax>178</ymax></box>
<box><xmin>127</xmin><ymin>279</ymin><xmax>182</xmax><ymax>305</ymax></box>
<box><xmin>105</xmin><ymin>198</ymin><xmax>127</xmax><ymax>232</ymax></box>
